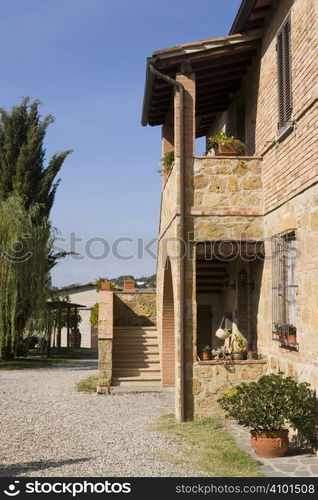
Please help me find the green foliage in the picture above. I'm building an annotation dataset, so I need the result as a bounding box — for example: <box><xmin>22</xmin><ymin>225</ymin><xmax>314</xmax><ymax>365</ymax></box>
<box><xmin>0</xmin><ymin>97</ymin><xmax>72</xmax><ymax>218</ymax></box>
<box><xmin>218</xmin><ymin>373</ymin><xmax>318</xmax><ymax>441</ymax></box>
<box><xmin>75</xmin><ymin>375</ymin><xmax>99</xmax><ymax>393</ymax></box>
<box><xmin>200</xmin><ymin>345</ymin><xmax>212</xmax><ymax>353</ymax></box>
<box><xmin>0</xmin><ymin>196</ymin><xmax>52</xmax><ymax>357</ymax></box>
<box><xmin>207</xmin><ymin>132</ymin><xmax>245</xmax><ymax>154</ymax></box>
<box><xmin>90</xmin><ymin>302</ymin><xmax>99</xmax><ymax>329</ymax></box>
<box><xmin>0</xmin><ymin>99</ymin><xmax>72</xmax><ymax>357</ymax></box>
<box><xmin>160</xmin><ymin>151</ymin><xmax>175</xmax><ymax>175</ymax></box>
<box><xmin>49</xmin><ymin>294</ymin><xmax>82</xmax><ymax>330</ymax></box>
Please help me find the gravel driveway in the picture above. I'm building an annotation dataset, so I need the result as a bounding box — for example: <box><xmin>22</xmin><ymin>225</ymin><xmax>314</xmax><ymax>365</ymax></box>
<box><xmin>0</xmin><ymin>361</ymin><xmax>195</xmax><ymax>477</ymax></box>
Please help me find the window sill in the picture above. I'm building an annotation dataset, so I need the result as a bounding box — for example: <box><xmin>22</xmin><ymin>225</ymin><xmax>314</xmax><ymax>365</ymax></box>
<box><xmin>277</xmin><ymin>121</ymin><xmax>295</xmax><ymax>143</ymax></box>
<box><xmin>197</xmin><ymin>359</ymin><xmax>267</xmax><ymax>366</ymax></box>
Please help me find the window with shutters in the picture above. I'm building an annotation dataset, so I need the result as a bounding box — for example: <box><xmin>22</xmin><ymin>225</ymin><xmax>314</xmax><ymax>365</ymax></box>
<box><xmin>277</xmin><ymin>16</ymin><xmax>293</xmax><ymax>132</ymax></box>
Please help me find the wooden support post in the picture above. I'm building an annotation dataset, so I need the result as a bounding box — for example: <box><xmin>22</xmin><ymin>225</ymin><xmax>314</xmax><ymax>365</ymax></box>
<box><xmin>67</xmin><ymin>307</ymin><xmax>70</xmax><ymax>348</ymax></box>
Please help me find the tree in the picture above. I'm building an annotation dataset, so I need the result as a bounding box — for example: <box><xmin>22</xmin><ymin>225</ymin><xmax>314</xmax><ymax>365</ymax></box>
<box><xmin>0</xmin><ymin>98</ymin><xmax>72</xmax><ymax>358</ymax></box>
<box><xmin>0</xmin><ymin>196</ymin><xmax>52</xmax><ymax>358</ymax></box>
<box><xmin>0</xmin><ymin>97</ymin><xmax>72</xmax><ymax>218</ymax></box>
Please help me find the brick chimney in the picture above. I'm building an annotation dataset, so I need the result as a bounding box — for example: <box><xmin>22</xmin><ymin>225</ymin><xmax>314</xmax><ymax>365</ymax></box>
<box><xmin>100</xmin><ymin>280</ymin><xmax>111</xmax><ymax>291</ymax></box>
<box><xmin>123</xmin><ymin>279</ymin><xmax>135</xmax><ymax>292</ymax></box>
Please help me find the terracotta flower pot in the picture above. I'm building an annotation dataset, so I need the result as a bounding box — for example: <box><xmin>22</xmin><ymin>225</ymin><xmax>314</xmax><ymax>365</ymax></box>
<box><xmin>216</xmin><ymin>141</ymin><xmax>243</xmax><ymax>156</ymax></box>
<box><xmin>201</xmin><ymin>351</ymin><xmax>211</xmax><ymax>360</ymax></box>
<box><xmin>250</xmin><ymin>430</ymin><xmax>289</xmax><ymax>458</ymax></box>
<box><xmin>288</xmin><ymin>334</ymin><xmax>297</xmax><ymax>344</ymax></box>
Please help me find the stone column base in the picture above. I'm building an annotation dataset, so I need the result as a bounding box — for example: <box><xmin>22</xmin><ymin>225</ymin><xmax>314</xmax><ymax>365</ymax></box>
<box><xmin>96</xmin><ymin>384</ymin><xmax>110</xmax><ymax>395</ymax></box>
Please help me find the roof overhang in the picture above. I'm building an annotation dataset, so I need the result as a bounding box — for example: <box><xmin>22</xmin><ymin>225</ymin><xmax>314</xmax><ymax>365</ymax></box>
<box><xmin>141</xmin><ymin>30</ymin><xmax>262</xmax><ymax>136</ymax></box>
<box><xmin>230</xmin><ymin>0</ymin><xmax>273</xmax><ymax>34</ymax></box>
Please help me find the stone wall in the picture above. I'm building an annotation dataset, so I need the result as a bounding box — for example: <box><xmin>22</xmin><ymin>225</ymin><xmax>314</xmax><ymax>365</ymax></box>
<box><xmin>113</xmin><ymin>291</ymin><xmax>156</xmax><ymax>326</ymax></box>
<box><xmin>257</xmin><ymin>183</ymin><xmax>318</xmax><ymax>392</ymax></box>
<box><xmin>192</xmin><ymin>360</ymin><xmax>268</xmax><ymax>419</ymax></box>
<box><xmin>191</xmin><ymin>157</ymin><xmax>263</xmax><ymax>215</ymax></box>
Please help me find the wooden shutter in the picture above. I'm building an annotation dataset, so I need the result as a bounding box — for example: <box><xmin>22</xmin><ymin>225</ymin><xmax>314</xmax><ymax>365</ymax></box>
<box><xmin>277</xmin><ymin>17</ymin><xmax>292</xmax><ymax>130</ymax></box>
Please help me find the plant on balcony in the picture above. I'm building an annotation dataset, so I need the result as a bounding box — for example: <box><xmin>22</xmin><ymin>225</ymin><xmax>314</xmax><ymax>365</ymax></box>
<box><xmin>199</xmin><ymin>344</ymin><xmax>212</xmax><ymax>361</ymax></box>
<box><xmin>230</xmin><ymin>331</ymin><xmax>248</xmax><ymax>360</ymax></box>
<box><xmin>218</xmin><ymin>372</ymin><xmax>318</xmax><ymax>458</ymax></box>
<box><xmin>207</xmin><ymin>132</ymin><xmax>245</xmax><ymax>156</ymax></box>
<box><xmin>159</xmin><ymin>151</ymin><xmax>175</xmax><ymax>176</ymax></box>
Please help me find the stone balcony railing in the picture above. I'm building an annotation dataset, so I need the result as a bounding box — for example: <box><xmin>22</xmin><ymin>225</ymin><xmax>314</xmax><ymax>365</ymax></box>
<box><xmin>190</xmin><ymin>156</ymin><xmax>263</xmax><ymax>217</ymax></box>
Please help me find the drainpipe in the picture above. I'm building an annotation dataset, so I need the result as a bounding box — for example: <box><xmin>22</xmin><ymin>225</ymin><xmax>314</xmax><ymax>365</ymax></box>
<box><xmin>149</xmin><ymin>64</ymin><xmax>186</xmax><ymax>422</ymax></box>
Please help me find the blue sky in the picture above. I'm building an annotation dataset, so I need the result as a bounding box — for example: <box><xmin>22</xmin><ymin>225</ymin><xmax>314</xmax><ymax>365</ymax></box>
<box><xmin>1</xmin><ymin>0</ymin><xmax>241</xmax><ymax>286</ymax></box>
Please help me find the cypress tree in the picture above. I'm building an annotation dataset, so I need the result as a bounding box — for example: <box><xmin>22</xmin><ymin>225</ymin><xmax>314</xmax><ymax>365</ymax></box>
<box><xmin>0</xmin><ymin>97</ymin><xmax>72</xmax><ymax>217</ymax></box>
<box><xmin>0</xmin><ymin>98</ymin><xmax>72</xmax><ymax>358</ymax></box>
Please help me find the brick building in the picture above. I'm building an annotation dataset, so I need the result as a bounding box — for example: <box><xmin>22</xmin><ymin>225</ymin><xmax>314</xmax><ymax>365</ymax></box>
<box><xmin>140</xmin><ymin>0</ymin><xmax>318</xmax><ymax>421</ymax></box>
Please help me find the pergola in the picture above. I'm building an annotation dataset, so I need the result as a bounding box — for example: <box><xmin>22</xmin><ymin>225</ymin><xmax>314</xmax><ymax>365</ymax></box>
<box><xmin>46</xmin><ymin>301</ymin><xmax>85</xmax><ymax>356</ymax></box>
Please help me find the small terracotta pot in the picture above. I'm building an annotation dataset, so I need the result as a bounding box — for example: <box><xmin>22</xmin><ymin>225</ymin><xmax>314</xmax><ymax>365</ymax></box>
<box><xmin>250</xmin><ymin>430</ymin><xmax>289</xmax><ymax>458</ymax></box>
<box><xmin>201</xmin><ymin>351</ymin><xmax>211</xmax><ymax>361</ymax></box>
<box><xmin>247</xmin><ymin>350</ymin><xmax>258</xmax><ymax>360</ymax></box>
<box><xmin>288</xmin><ymin>334</ymin><xmax>297</xmax><ymax>344</ymax></box>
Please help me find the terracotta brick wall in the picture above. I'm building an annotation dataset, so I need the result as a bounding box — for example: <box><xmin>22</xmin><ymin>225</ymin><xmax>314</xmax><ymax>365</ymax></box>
<box><xmin>207</xmin><ymin>0</ymin><xmax>318</xmax><ymax>214</ymax></box>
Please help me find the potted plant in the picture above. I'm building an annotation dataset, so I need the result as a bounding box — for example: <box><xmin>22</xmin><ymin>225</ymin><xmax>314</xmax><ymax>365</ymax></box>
<box><xmin>207</xmin><ymin>132</ymin><xmax>245</xmax><ymax>156</ymax></box>
<box><xmin>218</xmin><ymin>373</ymin><xmax>317</xmax><ymax>458</ymax></box>
<box><xmin>200</xmin><ymin>345</ymin><xmax>212</xmax><ymax>361</ymax></box>
<box><xmin>230</xmin><ymin>332</ymin><xmax>247</xmax><ymax>360</ymax></box>
<box><xmin>288</xmin><ymin>324</ymin><xmax>297</xmax><ymax>344</ymax></box>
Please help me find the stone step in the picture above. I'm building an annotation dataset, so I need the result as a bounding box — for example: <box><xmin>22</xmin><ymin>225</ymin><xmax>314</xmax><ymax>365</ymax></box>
<box><xmin>113</xmin><ymin>340</ymin><xmax>159</xmax><ymax>347</ymax></box>
<box><xmin>113</xmin><ymin>359</ymin><xmax>160</xmax><ymax>368</ymax></box>
<box><xmin>113</xmin><ymin>348</ymin><xmax>159</xmax><ymax>355</ymax></box>
<box><xmin>113</xmin><ymin>332</ymin><xmax>158</xmax><ymax>340</ymax></box>
<box><xmin>114</xmin><ymin>326</ymin><xmax>157</xmax><ymax>330</ymax></box>
<box><xmin>112</xmin><ymin>367</ymin><xmax>160</xmax><ymax>375</ymax></box>
<box><xmin>112</xmin><ymin>378</ymin><xmax>161</xmax><ymax>387</ymax></box>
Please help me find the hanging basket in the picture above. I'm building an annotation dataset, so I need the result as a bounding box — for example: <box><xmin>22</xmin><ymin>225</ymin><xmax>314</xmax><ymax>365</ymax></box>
<box><xmin>215</xmin><ymin>317</ymin><xmax>231</xmax><ymax>340</ymax></box>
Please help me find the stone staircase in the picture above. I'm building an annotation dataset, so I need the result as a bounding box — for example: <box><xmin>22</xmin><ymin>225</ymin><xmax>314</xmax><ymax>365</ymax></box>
<box><xmin>112</xmin><ymin>326</ymin><xmax>161</xmax><ymax>386</ymax></box>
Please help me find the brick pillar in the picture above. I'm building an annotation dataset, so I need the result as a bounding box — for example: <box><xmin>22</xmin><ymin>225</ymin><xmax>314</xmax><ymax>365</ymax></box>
<box><xmin>97</xmin><ymin>281</ymin><xmax>113</xmax><ymax>394</ymax></box>
<box><xmin>123</xmin><ymin>279</ymin><xmax>135</xmax><ymax>292</ymax></box>
<box><xmin>174</xmin><ymin>72</ymin><xmax>196</xmax><ymax>158</ymax></box>
<box><xmin>161</xmin><ymin>123</ymin><xmax>174</xmax><ymax>186</ymax></box>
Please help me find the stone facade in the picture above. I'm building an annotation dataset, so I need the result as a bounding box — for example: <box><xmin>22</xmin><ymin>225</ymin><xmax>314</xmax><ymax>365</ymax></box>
<box><xmin>149</xmin><ymin>0</ymin><xmax>318</xmax><ymax>421</ymax></box>
<box><xmin>192</xmin><ymin>360</ymin><xmax>268</xmax><ymax>419</ymax></box>
<box><xmin>114</xmin><ymin>292</ymin><xmax>156</xmax><ymax>326</ymax></box>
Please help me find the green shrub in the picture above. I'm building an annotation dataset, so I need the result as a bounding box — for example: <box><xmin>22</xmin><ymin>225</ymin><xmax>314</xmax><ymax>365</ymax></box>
<box><xmin>218</xmin><ymin>372</ymin><xmax>318</xmax><ymax>442</ymax></box>
<box><xmin>207</xmin><ymin>132</ymin><xmax>245</xmax><ymax>154</ymax></box>
<box><xmin>160</xmin><ymin>151</ymin><xmax>175</xmax><ymax>175</ymax></box>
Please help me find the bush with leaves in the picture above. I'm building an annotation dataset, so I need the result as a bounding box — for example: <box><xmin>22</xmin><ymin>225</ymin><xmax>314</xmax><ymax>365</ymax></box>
<box><xmin>218</xmin><ymin>372</ymin><xmax>318</xmax><ymax>442</ymax></box>
<box><xmin>160</xmin><ymin>151</ymin><xmax>174</xmax><ymax>176</ymax></box>
<box><xmin>90</xmin><ymin>303</ymin><xmax>99</xmax><ymax>329</ymax></box>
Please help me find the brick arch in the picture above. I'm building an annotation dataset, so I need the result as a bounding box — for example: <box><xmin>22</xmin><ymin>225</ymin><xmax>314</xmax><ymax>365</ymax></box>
<box><xmin>161</xmin><ymin>257</ymin><xmax>175</xmax><ymax>387</ymax></box>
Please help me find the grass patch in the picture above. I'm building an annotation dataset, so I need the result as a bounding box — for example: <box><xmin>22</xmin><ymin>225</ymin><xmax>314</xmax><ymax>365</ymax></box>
<box><xmin>152</xmin><ymin>415</ymin><xmax>263</xmax><ymax>477</ymax></box>
<box><xmin>0</xmin><ymin>358</ymin><xmax>74</xmax><ymax>371</ymax></box>
<box><xmin>75</xmin><ymin>375</ymin><xmax>99</xmax><ymax>393</ymax></box>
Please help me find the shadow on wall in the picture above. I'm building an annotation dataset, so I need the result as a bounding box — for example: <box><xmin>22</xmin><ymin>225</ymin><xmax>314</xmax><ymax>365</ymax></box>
<box><xmin>113</xmin><ymin>295</ymin><xmax>156</xmax><ymax>327</ymax></box>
